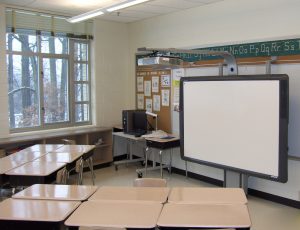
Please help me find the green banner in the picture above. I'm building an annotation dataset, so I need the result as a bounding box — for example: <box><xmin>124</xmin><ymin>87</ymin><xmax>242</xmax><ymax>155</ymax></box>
<box><xmin>174</xmin><ymin>38</ymin><xmax>300</xmax><ymax>62</ymax></box>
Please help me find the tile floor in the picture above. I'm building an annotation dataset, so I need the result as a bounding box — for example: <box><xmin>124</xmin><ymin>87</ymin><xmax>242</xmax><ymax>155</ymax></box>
<box><xmin>80</xmin><ymin>163</ymin><xmax>300</xmax><ymax>230</ymax></box>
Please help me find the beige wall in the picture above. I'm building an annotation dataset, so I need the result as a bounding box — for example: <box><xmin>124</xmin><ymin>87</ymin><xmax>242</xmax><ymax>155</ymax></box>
<box><xmin>92</xmin><ymin>19</ymin><xmax>131</xmax><ymax>127</ymax></box>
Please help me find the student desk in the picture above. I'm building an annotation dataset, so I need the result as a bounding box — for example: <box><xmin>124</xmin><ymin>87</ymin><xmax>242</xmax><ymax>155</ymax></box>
<box><xmin>89</xmin><ymin>186</ymin><xmax>170</xmax><ymax>203</ymax></box>
<box><xmin>168</xmin><ymin>187</ymin><xmax>248</xmax><ymax>204</ymax></box>
<box><xmin>157</xmin><ymin>203</ymin><xmax>251</xmax><ymax>230</ymax></box>
<box><xmin>0</xmin><ymin>198</ymin><xmax>80</xmax><ymax>230</ymax></box>
<box><xmin>34</xmin><ymin>152</ymin><xmax>83</xmax><ymax>164</ymax></box>
<box><xmin>12</xmin><ymin>184</ymin><xmax>98</xmax><ymax>201</ymax></box>
<box><xmin>5</xmin><ymin>161</ymin><xmax>66</xmax><ymax>186</ymax></box>
<box><xmin>0</xmin><ymin>151</ymin><xmax>47</xmax><ymax>186</ymax></box>
<box><xmin>24</xmin><ymin>144</ymin><xmax>64</xmax><ymax>152</ymax></box>
<box><xmin>50</xmin><ymin>144</ymin><xmax>95</xmax><ymax>154</ymax></box>
<box><xmin>34</xmin><ymin>152</ymin><xmax>83</xmax><ymax>182</ymax></box>
<box><xmin>65</xmin><ymin>200</ymin><xmax>163</xmax><ymax>229</ymax></box>
<box><xmin>113</xmin><ymin>132</ymin><xmax>146</xmax><ymax>170</ymax></box>
<box><xmin>50</xmin><ymin>144</ymin><xmax>96</xmax><ymax>185</ymax></box>
<box><xmin>136</xmin><ymin>135</ymin><xmax>184</xmax><ymax>178</ymax></box>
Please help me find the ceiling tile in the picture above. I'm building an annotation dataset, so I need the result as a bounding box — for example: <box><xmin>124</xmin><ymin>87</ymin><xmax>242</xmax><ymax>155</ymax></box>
<box><xmin>127</xmin><ymin>4</ymin><xmax>179</xmax><ymax>14</ymax></box>
<box><xmin>148</xmin><ymin>0</ymin><xmax>206</xmax><ymax>9</ymax></box>
<box><xmin>0</xmin><ymin>0</ymin><xmax>226</xmax><ymax>23</ymax></box>
<box><xmin>117</xmin><ymin>9</ymin><xmax>159</xmax><ymax>18</ymax></box>
<box><xmin>0</xmin><ymin>0</ymin><xmax>35</xmax><ymax>6</ymax></box>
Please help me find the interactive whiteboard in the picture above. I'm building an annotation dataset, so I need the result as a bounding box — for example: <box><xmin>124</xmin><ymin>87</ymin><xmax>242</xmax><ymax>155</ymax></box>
<box><xmin>180</xmin><ymin>75</ymin><xmax>289</xmax><ymax>182</ymax></box>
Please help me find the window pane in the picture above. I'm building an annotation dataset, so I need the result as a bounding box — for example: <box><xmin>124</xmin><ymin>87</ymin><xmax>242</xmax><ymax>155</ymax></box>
<box><xmin>7</xmin><ymin>54</ymin><xmax>40</xmax><ymax>128</ymax></box>
<box><xmin>43</xmin><ymin>58</ymin><xmax>69</xmax><ymax>124</ymax></box>
<box><xmin>74</xmin><ymin>63</ymin><xmax>88</xmax><ymax>81</ymax></box>
<box><xmin>41</xmin><ymin>32</ymin><xmax>68</xmax><ymax>54</ymax></box>
<box><xmin>74</xmin><ymin>42</ymin><xmax>88</xmax><ymax>61</ymax></box>
<box><xmin>75</xmin><ymin>83</ymin><xmax>89</xmax><ymax>102</ymax></box>
<box><xmin>6</xmin><ymin>31</ymin><xmax>37</xmax><ymax>52</ymax></box>
<box><xmin>75</xmin><ymin>104</ymin><xmax>89</xmax><ymax>122</ymax></box>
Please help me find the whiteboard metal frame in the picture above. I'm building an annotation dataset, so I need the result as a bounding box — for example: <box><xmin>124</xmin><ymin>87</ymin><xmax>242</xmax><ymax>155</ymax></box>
<box><xmin>179</xmin><ymin>74</ymin><xmax>289</xmax><ymax>183</ymax></box>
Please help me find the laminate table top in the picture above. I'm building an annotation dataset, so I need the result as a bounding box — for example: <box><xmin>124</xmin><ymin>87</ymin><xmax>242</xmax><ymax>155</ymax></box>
<box><xmin>168</xmin><ymin>187</ymin><xmax>248</xmax><ymax>204</ymax></box>
<box><xmin>50</xmin><ymin>144</ymin><xmax>95</xmax><ymax>154</ymax></box>
<box><xmin>89</xmin><ymin>186</ymin><xmax>170</xmax><ymax>203</ymax></box>
<box><xmin>34</xmin><ymin>152</ymin><xmax>83</xmax><ymax>164</ymax></box>
<box><xmin>65</xmin><ymin>200</ymin><xmax>163</xmax><ymax>228</ymax></box>
<box><xmin>12</xmin><ymin>184</ymin><xmax>98</xmax><ymax>201</ymax></box>
<box><xmin>5</xmin><ymin>161</ymin><xmax>66</xmax><ymax>176</ymax></box>
<box><xmin>0</xmin><ymin>198</ymin><xmax>80</xmax><ymax>222</ymax></box>
<box><xmin>24</xmin><ymin>144</ymin><xmax>64</xmax><ymax>153</ymax></box>
<box><xmin>157</xmin><ymin>203</ymin><xmax>251</xmax><ymax>229</ymax></box>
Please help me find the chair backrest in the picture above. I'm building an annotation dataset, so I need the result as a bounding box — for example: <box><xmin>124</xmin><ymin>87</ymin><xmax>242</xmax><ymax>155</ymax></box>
<box><xmin>133</xmin><ymin>178</ymin><xmax>167</xmax><ymax>187</ymax></box>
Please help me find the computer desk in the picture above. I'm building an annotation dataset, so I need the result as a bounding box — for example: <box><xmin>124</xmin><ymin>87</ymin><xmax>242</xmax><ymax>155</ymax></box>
<box><xmin>65</xmin><ymin>200</ymin><xmax>163</xmax><ymax>229</ymax></box>
<box><xmin>136</xmin><ymin>135</ymin><xmax>188</xmax><ymax>178</ymax></box>
<box><xmin>12</xmin><ymin>184</ymin><xmax>98</xmax><ymax>201</ymax></box>
<box><xmin>88</xmin><ymin>186</ymin><xmax>170</xmax><ymax>203</ymax></box>
<box><xmin>113</xmin><ymin>132</ymin><xmax>146</xmax><ymax>170</ymax></box>
<box><xmin>0</xmin><ymin>198</ymin><xmax>80</xmax><ymax>230</ymax></box>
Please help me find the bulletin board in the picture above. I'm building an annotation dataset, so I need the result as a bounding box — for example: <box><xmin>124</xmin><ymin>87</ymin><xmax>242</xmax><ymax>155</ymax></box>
<box><xmin>136</xmin><ymin>68</ymin><xmax>172</xmax><ymax>133</ymax></box>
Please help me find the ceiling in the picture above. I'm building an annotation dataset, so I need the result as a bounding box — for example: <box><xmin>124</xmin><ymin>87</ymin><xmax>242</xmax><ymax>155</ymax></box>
<box><xmin>0</xmin><ymin>0</ymin><xmax>224</xmax><ymax>23</ymax></box>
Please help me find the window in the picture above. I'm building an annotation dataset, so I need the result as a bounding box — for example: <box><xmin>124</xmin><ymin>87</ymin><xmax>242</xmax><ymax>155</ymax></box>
<box><xmin>6</xmin><ymin>26</ymin><xmax>92</xmax><ymax>131</ymax></box>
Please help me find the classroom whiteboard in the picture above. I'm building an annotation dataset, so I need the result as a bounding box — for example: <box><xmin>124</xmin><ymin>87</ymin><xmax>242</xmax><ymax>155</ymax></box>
<box><xmin>180</xmin><ymin>75</ymin><xmax>288</xmax><ymax>182</ymax></box>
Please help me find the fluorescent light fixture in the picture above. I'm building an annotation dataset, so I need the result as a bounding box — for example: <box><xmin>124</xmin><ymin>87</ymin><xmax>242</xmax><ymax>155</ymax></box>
<box><xmin>67</xmin><ymin>9</ymin><xmax>104</xmax><ymax>23</ymax></box>
<box><xmin>107</xmin><ymin>0</ymin><xmax>150</xmax><ymax>12</ymax></box>
<box><xmin>67</xmin><ymin>0</ymin><xmax>151</xmax><ymax>23</ymax></box>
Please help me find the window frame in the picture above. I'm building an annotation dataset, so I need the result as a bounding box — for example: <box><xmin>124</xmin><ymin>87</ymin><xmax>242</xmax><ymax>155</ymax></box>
<box><xmin>6</xmin><ymin>30</ymin><xmax>92</xmax><ymax>133</ymax></box>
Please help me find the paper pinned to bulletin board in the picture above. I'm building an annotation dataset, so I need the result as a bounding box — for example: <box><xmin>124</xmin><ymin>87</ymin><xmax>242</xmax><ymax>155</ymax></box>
<box><xmin>136</xmin><ymin>69</ymin><xmax>172</xmax><ymax>133</ymax></box>
<box><xmin>172</xmin><ymin>68</ymin><xmax>185</xmax><ymax>112</ymax></box>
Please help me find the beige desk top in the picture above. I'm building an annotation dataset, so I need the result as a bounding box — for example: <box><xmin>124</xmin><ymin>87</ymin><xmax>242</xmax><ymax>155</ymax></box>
<box><xmin>0</xmin><ymin>198</ymin><xmax>80</xmax><ymax>222</ymax></box>
<box><xmin>52</xmin><ymin>144</ymin><xmax>95</xmax><ymax>154</ymax></box>
<box><xmin>168</xmin><ymin>187</ymin><xmax>248</xmax><ymax>204</ymax></box>
<box><xmin>157</xmin><ymin>203</ymin><xmax>251</xmax><ymax>229</ymax></box>
<box><xmin>12</xmin><ymin>184</ymin><xmax>98</xmax><ymax>201</ymax></box>
<box><xmin>7</xmin><ymin>150</ymin><xmax>47</xmax><ymax>163</ymax></box>
<box><xmin>0</xmin><ymin>157</ymin><xmax>23</xmax><ymax>174</ymax></box>
<box><xmin>34</xmin><ymin>152</ymin><xmax>83</xmax><ymax>163</ymax></box>
<box><xmin>5</xmin><ymin>161</ymin><xmax>66</xmax><ymax>176</ymax></box>
<box><xmin>113</xmin><ymin>132</ymin><xmax>145</xmax><ymax>141</ymax></box>
<box><xmin>25</xmin><ymin>144</ymin><xmax>64</xmax><ymax>152</ymax></box>
<box><xmin>89</xmin><ymin>186</ymin><xmax>170</xmax><ymax>203</ymax></box>
<box><xmin>144</xmin><ymin>135</ymin><xmax>179</xmax><ymax>143</ymax></box>
<box><xmin>0</xmin><ymin>151</ymin><xmax>48</xmax><ymax>175</ymax></box>
<box><xmin>65</xmin><ymin>200</ymin><xmax>163</xmax><ymax>228</ymax></box>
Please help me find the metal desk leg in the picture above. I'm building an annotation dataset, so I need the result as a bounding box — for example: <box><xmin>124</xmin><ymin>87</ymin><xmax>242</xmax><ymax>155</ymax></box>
<box><xmin>77</xmin><ymin>158</ymin><xmax>84</xmax><ymax>185</ymax></box>
<box><xmin>185</xmin><ymin>161</ymin><xmax>188</xmax><ymax>178</ymax></box>
<box><xmin>145</xmin><ymin>147</ymin><xmax>149</xmax><ymax>177</ymax></box>
<box><xmin>169</xmin><ymin>148</ymin><xmax>173</xmax><ymax>174</ymax></box>
<box><xmin>159</xmin><ymin>150</ymin><xmax>163</xmax><ymax>178</ymax></box>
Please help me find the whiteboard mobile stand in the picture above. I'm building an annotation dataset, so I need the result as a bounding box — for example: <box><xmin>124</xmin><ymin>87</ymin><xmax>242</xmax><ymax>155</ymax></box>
<box><xmin>138</xmin><ymin>47</ymin><xmax>252</xmax><ymax>190</ymax></box>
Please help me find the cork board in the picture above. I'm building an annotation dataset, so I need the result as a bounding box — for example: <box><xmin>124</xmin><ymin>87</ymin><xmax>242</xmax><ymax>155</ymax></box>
<box><xmin>136</xmin><ymin>68</ymin><xmax>172</xmax><ymax>133</ymax></box>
